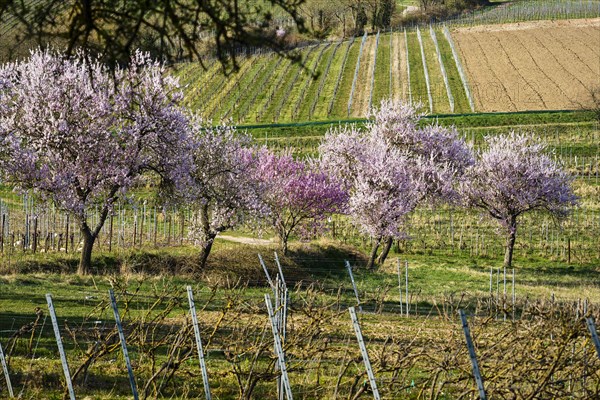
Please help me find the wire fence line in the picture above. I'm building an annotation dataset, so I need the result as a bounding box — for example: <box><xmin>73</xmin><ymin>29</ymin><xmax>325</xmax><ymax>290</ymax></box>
<box><xmin>0</xmin><ymin>275</ymin><xmax>599</xmax><ymax>399</ymax></box>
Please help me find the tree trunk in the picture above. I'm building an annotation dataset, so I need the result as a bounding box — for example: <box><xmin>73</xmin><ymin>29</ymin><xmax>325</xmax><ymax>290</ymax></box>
<box><xmin>198</xmin><ymin>204</ymin><xmax>216</xmax><ymax>270</ymax></box>
<box><xmin>76</xmin><ymin>195</ymin><xmax>114</xmax><ymax>275</ymax></box>
<box><xmin>503</xmin><ymin>219</ymin><xmax>517</xmax><ymax>270</ymax></box>
<box><xmin>376</xmin><ymin>237</ymin><xmax>394</xmax><ymax>265</ymax></box>
<box><xmin>366</xmin><ymin>236</ymin><xmax>382</xmax><ymax>270</ymax></box>
<box><xmin>281</xmin><ymin>234</ymin><xmax>289</xmax><ymax>256</ymax></box>
<box><xmin>198</xmin><ymin>235</ymin><xmax>215</xmax><ymax>270</ymax></box>
<box><xmin>78</xmin><ymin>227</ymin><xmax>96</xmax><ymax>275</ymax></box>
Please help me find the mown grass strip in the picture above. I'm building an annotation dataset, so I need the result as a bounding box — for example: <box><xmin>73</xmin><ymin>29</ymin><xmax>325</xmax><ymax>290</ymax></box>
<box><xmin>416</xmin><ymin>27</ymin><xmax>434</xmax><ymax>113</ymax></box>
<box><xmin>420</xmin><ymin>26</ymin><xmax>451</xmax><ymax>114</ymax></box>
<box><xmin>373</xmin><ymin>30</ymin><xmax>391</xmax><ymax>105</ymax></box>
<box><xmin>330</xmin><ymin>39</ymin><xmax>361</xmax><ymax>119</ymax></box>
<box><xmin>305</xmin><ymin>40</ymin><xmax>343</xmax><ymax>120</ymax></box>
<box><xmin>430</xmin><ymin>26</ymin><xmax>455</xmax><ymax>113</ymax></box>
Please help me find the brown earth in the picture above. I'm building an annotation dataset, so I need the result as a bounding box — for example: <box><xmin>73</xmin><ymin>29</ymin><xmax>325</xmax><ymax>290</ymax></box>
<box><xmin>351</xmin><ymin>35</ymin><xmax>377</xmax><ymax>117</ymax></box>
<box><xmin>391</xmin><ymin>32</ymin><xmax>402</xmax><ymax>102</ymax></box>
<box><xmin>453</xmin><ymin>18</ymin><xmax>600</xmax><ymax>112</ymax></box>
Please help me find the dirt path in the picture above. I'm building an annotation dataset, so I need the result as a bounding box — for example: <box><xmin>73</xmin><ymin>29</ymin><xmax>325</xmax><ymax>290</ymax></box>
<box><xmin>391</xmin><ymin>32</ymin><xmax>402</xmax><ymax>102</ymax></box>
<box><xmin>218</xmin><ymin>235</ymin><xmax>273</xmax><ymax>245</ymax></box>
<box><xmin>398</xmin><ymin>32</ymin><xmax>409</xmax><ymax>101</ymax></box>
<box><xmin>352</xmin><ymin>35</ymin><xmax>376</xmax><ymax>117</ymax></box>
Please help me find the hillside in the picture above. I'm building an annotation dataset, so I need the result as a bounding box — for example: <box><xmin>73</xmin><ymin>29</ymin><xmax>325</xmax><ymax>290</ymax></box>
<box><xmin>175</xmin><ymin>17</ymin><xmax>600</xmax><ymax>124</ymax></box>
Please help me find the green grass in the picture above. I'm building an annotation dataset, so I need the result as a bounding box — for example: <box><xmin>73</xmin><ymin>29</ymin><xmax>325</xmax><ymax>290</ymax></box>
<box><xmin>406</xmin><ymin>31</ymin><xmax>429</xmax><ymax>110</ymax></box>
<box><xmin>435</xmin><ymin>28</ymin><xmax>472</xmax><ymax>113</ymax></box>
<box><xmin>372</xmin><ymin>32</ymin><xmax>392</xmax><ymax>108</ymax></box>
<box><xmin>420</xmin><ymin>29</ymin><xmax>451</xmax><ymax>114</ymax></box>
<box><xmin>279</xmin><ymin>44</ymin><xmax>325</xmax><ymax>122</ymax></box>
<box><xmin>314</xmin><ymin>39</ymin><xmax>353</xmax><ymax>120</ymax></box>
<box><xmin>297</xmin><ymin>43</ymin><xmax>337</xmax><ymax>121</ymax></box>
<box><xmin>210</xmin><ymin>55</ymin><xmax>271</xmax><ymax>122</ymax></box>
<box><xmin>330</xmin><ymin>40</ymin><xmax>361</xmax><ymax>118</ymax></box>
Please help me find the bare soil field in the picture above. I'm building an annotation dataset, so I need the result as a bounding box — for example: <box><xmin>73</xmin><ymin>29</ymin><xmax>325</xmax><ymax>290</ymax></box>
<box><xmin>453</xmin><ymin>19</ymin><xmax>600</xmax><ymax>112</ymax></box>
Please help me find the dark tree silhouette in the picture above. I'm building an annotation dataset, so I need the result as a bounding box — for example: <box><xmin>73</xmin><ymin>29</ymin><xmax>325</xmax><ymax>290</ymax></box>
<box><xmin>0</xmin><ymin>0</ymin><xmax>306</xmax><ymax>72</ymax></box>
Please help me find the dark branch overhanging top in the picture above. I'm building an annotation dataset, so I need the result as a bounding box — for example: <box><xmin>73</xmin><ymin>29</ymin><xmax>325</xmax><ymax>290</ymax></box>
<box><xmin>0</xmin><ymin>0</ymin><xmax>307</xmax><ymax>73</ymax></box>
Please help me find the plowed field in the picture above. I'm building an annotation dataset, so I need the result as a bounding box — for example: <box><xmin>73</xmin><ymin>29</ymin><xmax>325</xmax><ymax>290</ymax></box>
<box><xmin>453</xmin><ymin>19</ymin><xmax>600</xmax><ymax>112</ymax></box>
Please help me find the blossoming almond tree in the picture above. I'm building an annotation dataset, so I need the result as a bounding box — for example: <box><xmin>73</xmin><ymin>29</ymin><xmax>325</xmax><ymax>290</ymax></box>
<box><xmin>186</xmin><ymin>122</ymin><xmax>265</xmax><ymax>270</ymax></box>
<box><xmin>320</xmin><ymin>101</ymin><xmax>472</xmax><ymax>269</ymax></box>
<box><xmin>0</xmin><ymin>50</ymin><xmax>192</xmax><ymax>275</ymax></box>
<box><xmin>254</xmin><ymin>149</ymin><xmax>347</xmax><ymax>255</ymax></box>
<box><xmin>461</xmin><ymin>132</ymin><xmax>577</xmax><ymax>270</ymax></box>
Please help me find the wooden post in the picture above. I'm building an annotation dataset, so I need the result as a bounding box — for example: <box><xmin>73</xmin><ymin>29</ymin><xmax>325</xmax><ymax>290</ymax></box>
<box><xmin>405</xmin><ymin>260</ymin><xmax>409</xmax><ymax>316</ymax></box>
<box><xmin>65</xmin><ymin>214</ymin><xmax>69</xmax><ymax>253</ymax></box>
<box><xmin>46</xmin><ymin>294</ymin><xmax>76</xmax><ymax>400</ymax></box>
<box><xmin>109</xmin><ymin>289</ymin><xmax>139</xmax><ymax>400</ymax></box>
<box><xmin>0</xmin><ymin>214</ymin><xmax>4</xmax><ymax>254</ymax></box>
<box><xmin>512</xmin><ymin>269</ymin><xmax>516</xmax><ymax>320</ymax></box>
<box><xmin>345</xmin><ymin>261</ymin><xmax>362</xmax><ymax>313</ymax></box>
<box><xmin>187</xmin><ymin>286</ymin><xmax>212</xmax><ymax>400</ymax></box>
<box><xmin>153</xmin><ymin>207</ymin><xmax>158</xmax><ymax>248</ymax></box>
<box><xmin>0</xmin><ymin>342</ymin><xmax>14</xmax><ymax>398</ymax></box>
<box><xmin>397</xmin><ymin>259</ymin><xmax>403</xmax><ymax>315</ymax></box>
<box><xmin>108</xmin><ymin>213</ymin><xmax>113</xmax><ymax>252</ymax></box>
<box><xmin>180</xmin><ymin>211</ymin><xmax>185</xmax><ymax>245</ymax></box>
<box><xmin>348</xmin><ymin>307</ymin><xmax>381</xmax><ymax>400</ymax></box>
<box><xmin>139</xmin><ymin>208</ymin><xmax>144</xmax><ymax>247</ymax></box>
<box><xmin>133</xmin><ymin>214</ymin><xmax>137</xmax><ymax>247</ymax></box>
<box><xmin>459</xmin><ymin>310</ymin><xmax>486</xmax><ymax>400</ymax></box>
<box><xmin>32</xmin><ymin>217</ymin><xmax>38</xmax><ymax>253</ymax></box>
<box><xmin>264</xmin><ymin>294</ymin><xmax>293</xmax><ymax>400</ymax></box>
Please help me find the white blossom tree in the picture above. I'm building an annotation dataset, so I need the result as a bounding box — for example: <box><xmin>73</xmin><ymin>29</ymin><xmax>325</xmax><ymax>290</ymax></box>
<box><xmin>186</xmin><ymin>122</ymin><xmax>265</xmax><ymax>270</ymax></box>
<box><xmin>461</xmin><ymin>132</ymin><xmax>577</xmax><ymax>270</ymax></box>
<box><xmin>320</xmin><ymin>101</ymin><xmax>472</xmax><ymax>269</ymax></box>
<box><xmin>0</xmin><ymin>49</ymin><xmax>192</xmax><ymax>275</ymax></box>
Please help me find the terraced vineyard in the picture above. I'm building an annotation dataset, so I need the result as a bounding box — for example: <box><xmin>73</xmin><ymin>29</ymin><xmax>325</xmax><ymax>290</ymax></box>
<box><xmin>175</xmin><ymin>28</ymin><xmax>478</xmax><ymax>124</ymax></box>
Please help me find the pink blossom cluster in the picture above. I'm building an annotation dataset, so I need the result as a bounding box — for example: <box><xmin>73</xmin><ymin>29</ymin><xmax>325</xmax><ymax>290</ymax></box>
<box><xmin>320</xmin><ymin>100</ymin><xmax>472</xmax><ymax>239</ymax></box>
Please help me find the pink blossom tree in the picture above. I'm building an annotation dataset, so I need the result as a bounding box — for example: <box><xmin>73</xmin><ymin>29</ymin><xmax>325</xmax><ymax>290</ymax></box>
<box><xmin>185</xmin><ymin>122</ymin><xmax>265</xmax><ymax>270</ymax></box>
<box><xmin>0</xmin><ymin>50</ymin><xmax>192</xmax><ymax>275</ymax></box>
<box><xmin>461</xmin><ymin>132</ymin><xmax>577</xmax><ymax>270</ymax></box>
<box><xmin>320</xmin><ymin>101</ymin><xmax>472</xmax><ymax>269</ymax></box>
<box><xmin>253</xmin><ymin>149</ymin><xmax>347</xmax><ymax>255</ymax></box>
